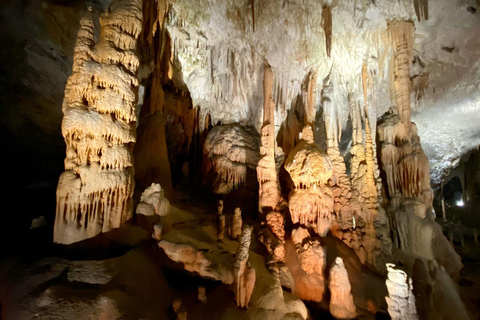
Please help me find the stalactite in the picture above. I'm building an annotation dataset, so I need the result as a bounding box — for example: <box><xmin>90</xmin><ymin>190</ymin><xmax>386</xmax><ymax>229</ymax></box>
<box><xmin>413</xmin><ymin>0</ymin><xmax>429</xmax><ymax>21</ymax></box>
<box><xmin>389</xmin><ymin>21</ymin><xmax>414</xmax><ymax>136</ymax></box>
<box><xmin>306</xmin><ymin>71</ymin><xmax>317</xmax><ymax>125</ymax></box>
<box><xmin>251</xmin><ymin>0</ymin><xmax>255</xmax><ymax>32</ymax></box>
<box><xmin>54</xmin><ymin>0</ymin><xmax>142</xmax><ymax>245</ymax></box>
<box><xmin>361</xmin><ymin>64</ymin><xmax>378</xmax><ymax>208</ymax></box>
<box><xmin>134</xmin><ymin>1</ymin><xmax>174</xmax><ymax>196</ymax></box>
<box><xmin>322</xmin><ymin>5</ymin><xmax>333</xmax><ymax>58</ymax></box>
<box><xmin>257</xmin><ymin>63</ymin><xmax>280</xmax><ymax>213</ymax></box>
<box><xmin>203</xmin><ymin>124</ymin><xmax>260</xmax><ymax>194</ymax></box>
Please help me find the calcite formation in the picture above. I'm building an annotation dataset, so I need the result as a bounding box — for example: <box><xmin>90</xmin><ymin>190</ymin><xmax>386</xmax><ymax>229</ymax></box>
<box><xmin>329</xmin><ymin>257</ymin><xmax>356</xmax><ymax>320</ymax></box>
<box><xmin>203</xmin><ymin>124</ymin><xmax>260</xmax><ymax>194</ymax></box>
<box><xmin>217</xmin><ymin>200</ymin><xmax>226</xmax><ymax>241</ymax></box>
<box><xmin>54</xmin><ymin>0</ymin><xmax>142</xmax><ymax>244</ymax></box>
<box><xmin>285</xmin><ymin>126</ymin><xmax>334</xmax><ymax>236</ymax></box>
<box><xmin>136</xmin><ymin>183</ymin><xmax>170</xmax><ymax>217</ymax></box>
<box><xmin>229</xmin><ymin>207</ymin><xmax>243</xmax><ymax>240</ymax></box>
<box><xmin>257</xmin><ymin>63</ymin><xmax>280</xmax><ymax>214</ymax></box>
<box><xmin>234</xmin><ymin>227</ymin><xmax>256</xmax><ymax>308</ymax></box>
<box><xmin>158</xmin><ymin>240</ymin><xmax>235</xmax><ymax>284</ymax></box>
<box><xmin>385</xmin><ymin>263</ymin><xmax>418</xmax><ymax>320</ymax></box>
<box><xmin>285</xmin><ymin>227</ymin><xmax>326</xmax><ymax>302</ymax></box>
<box><xmin>378</xmin><ymin>21</ymin><xmax>461</xmax><ymax>276</ymax></box>
<box><xmin>258</xmin><ymin>207</ymin><xmax>286</xmax><ymax>263</ymax></box>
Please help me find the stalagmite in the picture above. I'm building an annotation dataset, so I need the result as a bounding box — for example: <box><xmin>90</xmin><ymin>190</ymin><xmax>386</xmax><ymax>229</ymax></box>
<box><xmin>258</xmin><ymin>210</ymin><xmax>286</xmax><ymax>263</ymax></box>
<box><xmin>285</xmin><ymin>227</ymin><xmax>326</xmax><ymax>302</ymax></box>
<box><xmin>285</xmin><ymin>126</ymin><xmax>334</xmax><ymax>236</ymax></box>
<box><xmin>217</xmin><ymin>200</ymin><xmax>226</xmax><ymax>241</ymax></box>
<box><xmin>385</xmin><ymin>263</ymin><xmax>418</xmax><ymax>320</ymax></box>
<box><xmin>198</xmin><ymin>286</ymin><xmax>207</xmax><ymax>303</ymax></box>
<box><xmin>54</xmin><ymin>0</ymin><xmax>142</xmax><ymax>244</ymax></box>
<box><xmin>257</xmin><ymin>62</ymin><xmax>280</xmax><ymax>214</ymax></box>
<box><xmin>329</xmin><ymin>257</ymin><xmax>356</xmax><ymax>320</ymax></box>
<box><xmin>234</xmin><ymin>227</ymin><xmax>256</xmax><ymax>308</ymax></box>
<box><xmin>230</xmin><ymin>207</ymin><xmax>243</xmax><ymax>240</ymax></box>
<box><xmin>136</xmin><ymin>183</ymin><xmax>170</xmax><ymax>217</ymax></box>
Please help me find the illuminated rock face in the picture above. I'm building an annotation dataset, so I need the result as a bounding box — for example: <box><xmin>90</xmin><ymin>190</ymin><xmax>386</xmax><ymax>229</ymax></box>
<box><xmin>285</xmin><ymin>227</ymin><xmax>326</xmax><ymax>302</ymax></box>
<box><xmin>54</xmin><ymin>0</ymin><xmax>142</xmax><ymax>245</ymax></box>
<box><xmin>385</xmin><ymin>263</ymin><xmax>418</xmax><ymax>320</ymax></box>
<box><xmin>329</xmin><ymin>257</ymin><xmax>356</xmax><ymax>320</ymax></box>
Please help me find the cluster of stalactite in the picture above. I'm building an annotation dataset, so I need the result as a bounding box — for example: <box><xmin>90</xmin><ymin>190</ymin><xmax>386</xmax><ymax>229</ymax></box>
<box><xmin>133</xmin><ymin>0</ymin><xmax>173</xmax><ymax>196</ymax></box>
<box><xmin>54</xmin><ymin>0</ymin><xmax>142</xmax><ymax>245</ymax></box>
<box><xmin>203</xmin><ymin>124</ymin><xmax>260</xmax><ymax>194</ymax></box>
<box><xmin>285</xmin><ymin>126</ymin><xmax>335</xmax><ymax>236</ymax></box>
<box><xmin>377</xmin><ymin>21</ymin><xmax>462</xmax><ymax>277</ymax></box>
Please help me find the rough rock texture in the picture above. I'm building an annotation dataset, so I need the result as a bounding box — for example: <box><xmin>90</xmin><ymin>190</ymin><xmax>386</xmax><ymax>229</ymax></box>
<box><xmin>329</xmin><ymin>257</ymin><xmax>356</xmax><ymax>320</ymax></box>
<box><xmin>158</xmin><ymin>204</ymin><xmax>309</xmax><ymax>319</ymax></box>
<box><xmin>0</xmin><ymin>250</ymin><xmax>177</xmax><ymax>320</ymax></box>
<box><xmin>136</xmin><ymin>183</ymin><xmax>170</xmax><ymax>217</ymax></box>
<box><xmin>258</xmin><ymin>210</ymin><xmax>286</xmax><ymax>264</ymax></box>
<box><xmin>412</xmin><ymin>258</ymin><xmax>470</xmax><ymax>320</ymax></box>
<box><xmin>158</xmin><ymin>240</ymin><xmax>235</xmax><ymax>284</ymax></box>
<box><xmin>285</xmin><ymin>126</ymin><xmax>334</xmax><ymax>236</ymax></box>
<box><xmin>229</xmin><ymin>207</ymin><xmax>243</xmax><ymax>240</ymax></box>
<box><xmin>378</xmin><ymin>21</ymin><xmax>462</xmax><ymax>277</ymax></box>
<box><xmin>134</xmin><ymin>0</ymin><xmax>174</xmax><ymax>197</ymax></box>
<box><xmin>203</xmin><ymin>124</ymin><xmax>260</xmax><ymax>194</ymax></box>
<box><xmin>234</xmin><ymin>227</ymin><xmax>256</xmax><ymax>308</ymax></box>
<box><xmin>285</xmin><ymin>227</ymin><xmax>326</xmax><ymax>302</ymax></box>
<box><xmin>385</xmin><ymin>263</ymin><xmax>418</xmax><ymax>320</ymax></box>
<box><xmin>54</xmin><ymin>0</ymin><xmax>142</xmax><ymax>244</ymax></box>
<box><xmin>257</xmin><ymin>63</ymin><xmax>280</xmax><ymax>213</ymax></box>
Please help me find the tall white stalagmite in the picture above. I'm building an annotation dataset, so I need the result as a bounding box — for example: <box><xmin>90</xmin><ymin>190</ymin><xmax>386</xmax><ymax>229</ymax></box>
<box><xmin>54</xmin><ymin>0</ymin><xmax>142</xmax><ymax>244</ymax></box>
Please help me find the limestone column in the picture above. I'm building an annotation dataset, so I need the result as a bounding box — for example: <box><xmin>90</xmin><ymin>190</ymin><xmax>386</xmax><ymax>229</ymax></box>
<box><xmin>257</xmin><ymin>62</ymin><xmax>279</xmax><ymax>214</ymax></box>
<box><xmin>54</xmin><ymin>0</ymin><xmax>142</xmax><ymax>244</ymax></box>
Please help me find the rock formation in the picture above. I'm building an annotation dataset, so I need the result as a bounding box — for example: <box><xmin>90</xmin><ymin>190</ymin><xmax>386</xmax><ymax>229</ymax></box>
<box><xmin>329</xmin><ymin>257</ymin><xmax>356</xmax><ymax>320</ymax></box>
<box><xmin>230</xmin><ymin>207</ymin><xmax>243</xmax><ymax>240</ymax></box>
<box><xmin>284</xmin><ymin>227</ymin><xmax>326</xmax><ymax>302</ymax></box>
<box><xmin>217</xmin><ymin>200</ymin><xmax>226</xmax><ymax>241</ymax></box>
<box><xmin>257</xmin><ymin>63</ymin><xmax>280</xmax><ymax>214</ymax></box>
<box><xmin>385</xmin><ymin>263</ymin><xmax>418</xmax><ymax>320</ymax></box>
<box><xmin>203</xmin><ymin>124</ymin><xmax>260</xmax><ymax>194</ymax></box>
<box><xmin>54</xmin><ymin>0</ymin><xmax>142</xmax><ymax>244</ymax></box>
<box><xmin>234</xmin><ymin>226</ymin><xmax>256</xmax><ymax>308</ymax></box>
<box><xmin>136</xmin><ymin>183</ymin><xmax>170</xmax><ymax>217</ymax></box>
<box><xmin>378</xmin><ymin>21</ymin><xmax>462</xmax><ymax>277</ymax></box>
<box><xmin>285</xmin><ymin>126</ymin><xmax>334</xmax><ymax>236</ymax></box>
<box><xmin>158</xmin><ymin>240</ymin><xmax>235</xmax><ymax>284</ymax></box>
